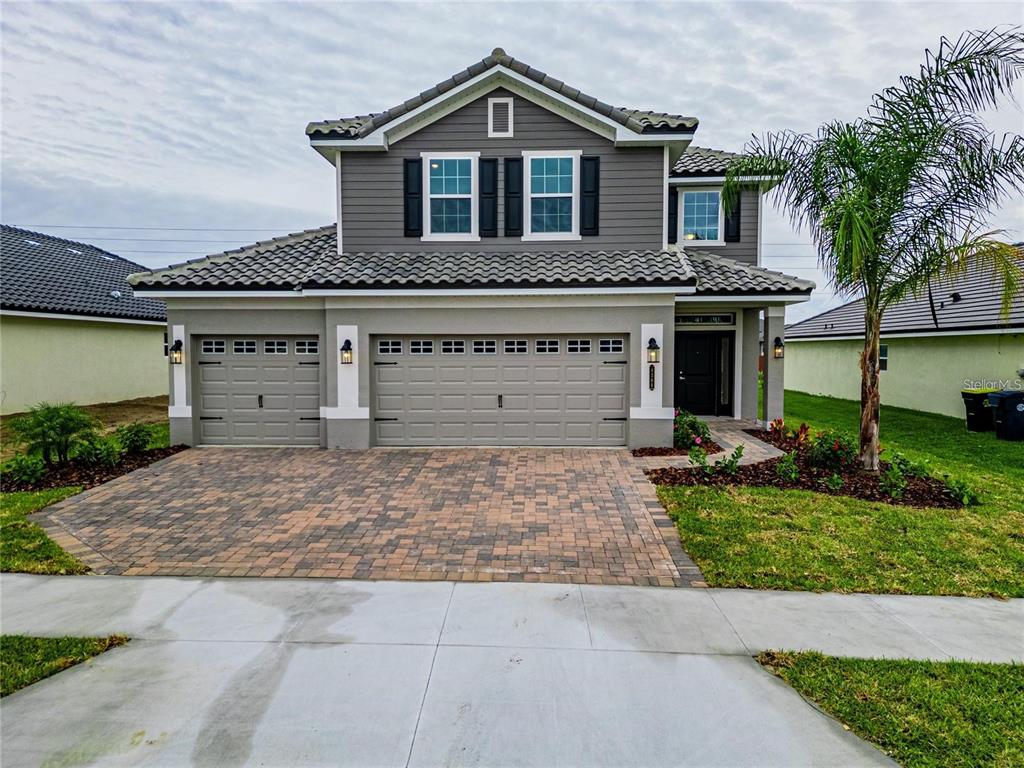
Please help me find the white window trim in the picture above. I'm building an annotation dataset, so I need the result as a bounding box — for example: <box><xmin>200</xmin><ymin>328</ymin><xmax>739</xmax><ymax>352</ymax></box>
<box><xmin>487</xmin><ymin>96</ymin><xmax>514</xmax><ymax>138</ymax></box>
<box><xmin>679</xmin><ymin>186</ymin><xmax>725</xmax><ymax>247</ymax></box>
<box><xmin>522</xmin><ymin>149</ymin><xmax>582</xmax><ymax>242</ymax></box>
<box><xmin>421</xmin><ymin>151</ymin><xmax>481</xmax><ymax>242</ymax></box>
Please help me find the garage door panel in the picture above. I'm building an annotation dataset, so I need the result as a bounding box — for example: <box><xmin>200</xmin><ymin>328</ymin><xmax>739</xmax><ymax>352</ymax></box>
<box><xmin>371</xmin><ymin>334</ymin><xmax>628</xmax><ymax>446</ymax></box>
<box><xmin>196</xmin><ymin>336</ymin><xmax>320</xmax><ymax>446</ymax></box>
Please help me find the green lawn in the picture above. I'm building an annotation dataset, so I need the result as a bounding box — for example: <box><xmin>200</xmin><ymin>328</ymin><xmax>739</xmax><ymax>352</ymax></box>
<box><xmin>1</xmin><ymin>488</ymin><xmax>88</xmax><ymax>574</ymax></box>
<box><xmin>758</xmin><ymin>651</ymin><xmax>1024</xmax><ymax>768</ymax></box>
<box><xmin>659</xmin><ymin>391</ymin><xmax>1024</xmax><ymax>597</ymax></box>
<box><xmin>1</xmin><ymin>635</ymin><xmax>128</xmax><ymax>696</ymax></box>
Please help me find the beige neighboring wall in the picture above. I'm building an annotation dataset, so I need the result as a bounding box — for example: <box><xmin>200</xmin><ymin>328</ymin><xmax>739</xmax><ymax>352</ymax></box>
<box><xmin>0</xmin><ymin>314</ymin><xmax>167</xmax><ymax>414</ymax></box>
<box><xmin>786</xmin><ymin>332</ymin><xmax>1024</xmax><ymax>418</ymax></box>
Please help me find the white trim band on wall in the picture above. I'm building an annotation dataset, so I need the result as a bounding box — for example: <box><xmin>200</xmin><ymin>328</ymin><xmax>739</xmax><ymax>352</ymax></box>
<box><xmin>320</xmin><ymin>406</ymin><xmax>370</xmax><ymax>419</ymax></box>
<box><xmin>630</xmin><ymin>407</ymin><xmax>675</xmax><ymax>420</ymax></box>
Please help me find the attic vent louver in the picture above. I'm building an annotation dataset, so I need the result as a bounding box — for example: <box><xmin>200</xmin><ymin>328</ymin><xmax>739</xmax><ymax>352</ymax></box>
<box><xmin>488</xmin><ymin>96</ymin><xmax>513</xmax><ymax>138</ymax></box>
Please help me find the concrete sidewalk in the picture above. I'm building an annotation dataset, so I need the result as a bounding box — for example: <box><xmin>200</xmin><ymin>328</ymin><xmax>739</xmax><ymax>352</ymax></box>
<box><xmin>2</xmin><ymin>576</ymin><xmax>1021</xmax><ymax>767</ymax></box>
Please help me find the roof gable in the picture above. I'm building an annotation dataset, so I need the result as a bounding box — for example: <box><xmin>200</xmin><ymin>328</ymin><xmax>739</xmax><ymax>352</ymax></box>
<box><xmin>306</xmin><ymin>48</ymin><xmax>698</xmax><ymax>151</ymax></box>
<box><xmin>1</xmin><ymin>225</ymin><xmax>166</xmax><ymax>322</ymax></box>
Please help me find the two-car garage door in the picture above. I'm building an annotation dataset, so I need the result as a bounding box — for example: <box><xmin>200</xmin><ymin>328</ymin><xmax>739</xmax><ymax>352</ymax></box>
<box><xmin>371</xmin><ymin>335</ymin><xmax>629</xmax><ymax>446</ymax></box>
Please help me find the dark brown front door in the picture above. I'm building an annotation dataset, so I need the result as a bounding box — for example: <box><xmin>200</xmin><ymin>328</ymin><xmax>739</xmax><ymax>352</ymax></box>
<box><xmin>675</xmin><ymin>331</ymin><xmax>733</xmax><ymax>416</ymax></box>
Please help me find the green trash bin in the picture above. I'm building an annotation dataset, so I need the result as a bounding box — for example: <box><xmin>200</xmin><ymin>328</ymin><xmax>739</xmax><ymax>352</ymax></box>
<box><xmin>987</xmin><ymin>390</ymin><xmax>1024</xmax><ymax>441</ymax></box>
<box><xmin>960</xmin><ymin>388</ymin><xmax>997</xmax><ymax>432</ymax></box>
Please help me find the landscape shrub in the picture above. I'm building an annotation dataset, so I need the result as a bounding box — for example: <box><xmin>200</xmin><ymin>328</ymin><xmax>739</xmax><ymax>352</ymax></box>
<box><xmin>73</xmin><ymin>437</ymin><xmax>123</xmax><ymax>468</ymax></box>
<box><xmin>673</xmin><ymin>409</ymin><xmax>711</xmax><ymax>449</ymax></box>
<box><xmin>713</xmin><ymin>445</ymin><xmax>744</xmax><ymax>476</ymax></box>
<box><xmin>0</xmin><ymin>454</ymin><xmax>46</xmax><ymax>486</ymax></box>
<box><xmin>115</xmin><ymin>422</ymin><xmax>152</xmax><ymax>456</ymax></box>
<box><xmin>824</xmin><ymin>473</ymin><xmax>844</xmax><ymax>492</ymax></box>
<box><xmin>889</xmin><ymin>452</ymin><xmax>930</xmax><ymax>478</ymax></box>
<box><xmin>791</xmin><ymin>423</ymin><xmax>812</xmax><ymax>447</ymax></box>
<box><xmin>943</xmin><ymin>477</ymin><xmax>980</xmax><ymax>507</ymax></box>
<box><xmin>688</xmin><ymin>445</ymin><xmax>711</xmax><ymax>475</ymax></box>
<box><xmin>880</xmin><ymin>465</ymin><xmax>907</xmax><ymax>499</ymax></box>
<box><xmin>776</xmin><ymin>451</ymin><xmax>799</xmax><ymax>482</ymax></box>
<box><xmin>8</xmin><ymin>403</ymin><xmax>97</xmax><ymax>466</ymax></box>
<box><xmin>768</xmin><ymin>418</ymin><xmax>785</xmax><ymax>433</ymax></box>
<box><xmin>807</xmin><ymin>429</ymin><xmax>858</xmax><ymax>471</ymax></box>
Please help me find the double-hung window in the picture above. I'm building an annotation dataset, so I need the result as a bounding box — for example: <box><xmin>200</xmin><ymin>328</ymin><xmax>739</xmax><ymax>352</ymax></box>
<box><xmin>422</xmin><ymin>152</ymin><xmax>479</xmax><ymax>241</ymax></box>
<box><xmin>523</xmin><ymin>150</ymin><xmax>581</xmax><ymax>240</ymax></box>
<box><xmin>680</xmin><ymin>189</ymin><xmax>724</xmax><ymax>244</ymax></box>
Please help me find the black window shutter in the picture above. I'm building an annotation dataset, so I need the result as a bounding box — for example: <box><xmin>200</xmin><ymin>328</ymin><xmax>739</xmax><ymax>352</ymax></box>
<box><xmin>403</xmin><ymin>158</ymin><xmax>422</xmax><ymax>237</ymax></box>
<box><xmin>667</xmin><ymin>187</ymin><xmax>678</xmax><ymax>244</ymax></box>
<box><xmin>580</xmin><ymin>156</ymin><xmax>600</xmax><ymax>236</ymax></box>
<box><xmin>479</xmin><ymin>158</ymin><xmax>498</xmax><ymax>237</ymax></box>
<box><xmin>504</xmin><ymin>157</ymin><xmax>523</xmax><ymax>236</ymax></box>
<box><xmin>724</xmin><ymin>191</ymin><xmax>741</xmax><ymax>242</ymax></box>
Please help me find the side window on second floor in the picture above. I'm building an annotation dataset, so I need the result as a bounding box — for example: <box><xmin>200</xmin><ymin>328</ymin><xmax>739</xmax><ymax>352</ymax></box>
<box><xmin>671</xmin><ymin>186</ymin><xmax>742</xmax><ymax>246</ymax></box>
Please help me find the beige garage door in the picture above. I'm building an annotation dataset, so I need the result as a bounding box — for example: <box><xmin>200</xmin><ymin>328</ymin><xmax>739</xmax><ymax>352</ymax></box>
<box><xmin>196</xmin><ymin>336</ymin><xmax>321</xmax><ymax>445</ymax></box>
<box><xmin>371</xmin><ymin>335</ymin><xmax>629</xmax><ymax>446</ymax></box>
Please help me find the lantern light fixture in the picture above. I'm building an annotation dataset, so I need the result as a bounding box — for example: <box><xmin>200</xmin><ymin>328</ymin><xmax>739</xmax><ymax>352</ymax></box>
<box><xmin>646</xmin><ymin>337</ymin><xmax>661</xmax><ymax>364</ymax></box>
<box><xmin>169</xmin><ymin>339</ymin><xmax>183</xmax><ymax>365</ymax></box>
<box><xmin>340</xmin><ymin>339</ymin><xmax>354</xmax><ymax>365</ymax></box>
<box><xmin>773</xmin><ymin>336</ymin><xmax>785</xmax><ymax>360</ymax></box>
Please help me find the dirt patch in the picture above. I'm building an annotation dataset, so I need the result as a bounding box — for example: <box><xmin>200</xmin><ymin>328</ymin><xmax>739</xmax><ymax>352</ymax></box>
<box><xmin>1</xmin><ymin>446</ymin><xmax>187</xmax><ymax>493</ymax></box>
<box><xmin>632</xmin><ymin>441</ymin><xmax>724</xmax><ymax>457</ymax></box>
<box><xmin>647</xmin><ymin>430</ymin><xmax>960</xmax><ymax>509</ymax></box>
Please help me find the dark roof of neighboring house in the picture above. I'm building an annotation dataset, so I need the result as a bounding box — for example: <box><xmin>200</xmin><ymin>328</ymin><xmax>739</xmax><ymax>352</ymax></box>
<box><xmin>306</xmin><ymin>48</ymin><xmax>699</xmax><ymax>140</ymax></box>
<box><xmin>671</xmin><ymin>146</ymin><xmax>741</xmax><ymax>177</ymax></box>
<box><xmin>1</xmin><ymin>225</ymin><xmax>166</xmax><ymax>322</ymax></box>
<box><xmin>128</xmin><ymin>225</ymin><xmax>811</xmax><ymax>296</ymax></box>
<box><xmin>786</xmin><ymin>250</ymin><xmax>1024</xmax><ymax>339</ymax></box>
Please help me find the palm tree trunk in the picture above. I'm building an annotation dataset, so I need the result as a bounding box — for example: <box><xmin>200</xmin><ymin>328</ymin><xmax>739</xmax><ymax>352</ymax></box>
<box><xmin>859</xmin><ymin>306</ymin><xmax>882</xmax><ymax>471</ymax></box>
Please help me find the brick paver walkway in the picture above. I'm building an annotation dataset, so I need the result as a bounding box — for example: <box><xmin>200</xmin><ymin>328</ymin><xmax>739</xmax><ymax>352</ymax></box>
<box><xmin>635</xmin><ymin>418</ymin><xmax>784</xmax><ymax>471</ymax></box>
<box><xmin>36</xmin><ymin>448</ymin><xmax>704</xmax><ymax>587</ymax></box>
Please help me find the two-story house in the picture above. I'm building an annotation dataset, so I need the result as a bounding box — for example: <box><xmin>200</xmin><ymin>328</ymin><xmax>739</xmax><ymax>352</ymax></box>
<box><xmin>130</xmin><ymin>48</ymin><xmax>813</xmax><ymax>449</ymax></box>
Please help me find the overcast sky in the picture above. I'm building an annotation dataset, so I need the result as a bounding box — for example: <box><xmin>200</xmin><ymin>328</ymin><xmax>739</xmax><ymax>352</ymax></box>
<box><xmin>3</xmin><ymin>1</ymin><xmax>1022</xmax><ymax>321</ymax></box>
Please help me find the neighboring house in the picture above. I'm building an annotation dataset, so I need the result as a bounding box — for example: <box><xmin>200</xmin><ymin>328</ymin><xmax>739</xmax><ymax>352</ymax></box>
<box><xmin>0</xmin><ymin>225</ymin><xmax>167</xmax><ymax>415</ymax></box>
<box><xmin>785</xmin><ymin>251</ymin><xmax>1024</xmax><ymax>418</ymax></box>
<box><xmin>129</xmin><ymin>48</ymin><xmax>812</xmax><ymax>449</ymax></box>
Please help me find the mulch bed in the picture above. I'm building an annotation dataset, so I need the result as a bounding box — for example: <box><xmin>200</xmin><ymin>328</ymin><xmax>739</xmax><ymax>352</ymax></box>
<box><xmin>648</xmin><ymin>430</ymin><xmax>960</xmax><ymax>509</ymax></box>
<box><xmin>1</xmin><ymin>446</ymin><xmax>187</xmax><ymax>493</ymax></box>
<box><xmin>633</xmin><ymin>440</ymin><xmax>724</xmax><ymax>457</ymax></box>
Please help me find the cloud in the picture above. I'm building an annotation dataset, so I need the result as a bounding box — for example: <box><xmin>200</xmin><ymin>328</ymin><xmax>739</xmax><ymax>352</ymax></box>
<box><xmin>2</xmin><ymin>0</ymin><xmax>1021</xmax><ymax>304</ymax></box>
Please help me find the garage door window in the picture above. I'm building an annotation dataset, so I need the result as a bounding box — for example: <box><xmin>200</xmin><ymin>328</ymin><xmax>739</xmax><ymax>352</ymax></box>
<box><xmin>441</xmin><ymin>340</ymin><xmax>465</xmax><ymax>354</ymax></box>
<box><xmin>378</xmin><ymin>340</ymin><xmax>402</xmax><ymax>355</ymax></box>
<box><xmin>233</xmin><ymin>340</ymin><xmax>256</xmax><ymax>354</ymax></box>
<box><xmin>472</xmin><ymin>340</ymin><xmax>497</xmax><ymax>354</ymax></box>
<box><xmin>536</xmin><ymin>339</ymin><xmax>559</xmax><ymax>354</ymax></box>
<box><xmin>264</xmin><ymin>340</ymin><xmax>288</xmax><ymax>354</ymax></box>
<box><xmin>567</xmin><ymin>339</ymin><xmax>591</xmax><ymax>354</ymax></box>
<box><xmin>295</xmin><ymin>340</ymin><xmax>319</xmax><ymax>355</ymax></box>
<box><xmin>599</xmin><ymin>338</ymin><xmax>624</xmax><ymax>353</ymax></box>
<box><xmin>202</xmin><ymin>339</ymin><xmax>226</xmax><ymax>354</ymax></box>
<box><xmin>504</xmin><ymin>339</ymin><xmax>528</xmax><ymax>354</ymax></box>
<box><xmin>410</xmin><ymin>340</ymin><xmax>434</xmax><ymax>354</ymax></box>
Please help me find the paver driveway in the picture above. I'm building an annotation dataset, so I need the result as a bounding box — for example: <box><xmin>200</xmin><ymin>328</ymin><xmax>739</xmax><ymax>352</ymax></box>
<box><xmin>37</xmin><ymin>448</ymin><xmax>703</xmax><ymax>586</ymax></box>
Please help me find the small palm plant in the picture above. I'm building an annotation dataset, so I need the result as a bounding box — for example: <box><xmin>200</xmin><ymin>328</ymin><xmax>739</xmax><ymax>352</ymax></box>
<box><xmin>9</xmin><ymin>403</ymin><xmax>98</xmax><ymax>466</ymax></box>
<box><xmin>725</xmin><ymin>28</ymin><xmax>1024</xmax><ymax>469</ymax></box>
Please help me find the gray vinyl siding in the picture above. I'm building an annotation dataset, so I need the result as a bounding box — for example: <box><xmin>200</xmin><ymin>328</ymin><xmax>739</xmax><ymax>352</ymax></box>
<box><xmin>676</xmin><ymin>186</ymin><xmax>760</xmax><ymax>265</ymax></box>
<box><xmin>340</xmin><ymin>88</ymin><xmax>665</xmax><ymax>252</ymax></box>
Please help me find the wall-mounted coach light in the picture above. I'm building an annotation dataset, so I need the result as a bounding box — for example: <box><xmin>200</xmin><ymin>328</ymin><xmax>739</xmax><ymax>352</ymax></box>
<box><xmin>773</xmin><ymin>337</ymin><xmax>785</xmax><ymax>360</ymax></box>
<box><xmin>169</xmin><ymin>339</ymin><xmax>183</xmax><ymax>365</ymax></box>
<box><xmin>340</xmin><ymin>339</ymin><xmax>354</xmax><ymax>365</ymax></box>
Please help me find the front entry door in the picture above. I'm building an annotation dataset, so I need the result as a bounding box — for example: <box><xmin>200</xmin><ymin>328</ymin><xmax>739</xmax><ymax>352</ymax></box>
<box><xmin>675</xmin><ymin>331</ymin><xmax>733</xmax><ymax>416</ymax></box>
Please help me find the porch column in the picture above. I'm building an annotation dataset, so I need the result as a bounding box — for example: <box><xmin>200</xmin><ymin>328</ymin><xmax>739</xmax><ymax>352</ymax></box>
<box><xmin>762</xmin><ymin>306</ymin><xmax>786</xmax><ymax>424</ymax></box>
<box><xmin>740</xmin><ymin>308</ymin><xmax>760</xmax><ymax>421</ymax></box>
<box><xmin>168</xmin><ymin>323</ymin><xmax>194</xmax><ymax>445</ymax></box>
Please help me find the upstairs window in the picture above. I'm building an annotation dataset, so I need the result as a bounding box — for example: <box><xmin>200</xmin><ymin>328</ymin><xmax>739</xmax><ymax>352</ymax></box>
<box><xmin>423</xmin><ymin>153</ymin><xmax>479</xmax><ymax>240</ymax></box>
<box><xmin>681</xmin><ymin>189</ymin><xmax>723</xmax><ymax>244</ymax></box>
<box><xmin>523</xmin><ymin>151</ymin><xmax>580</xmax><ymax>240</ymax></box>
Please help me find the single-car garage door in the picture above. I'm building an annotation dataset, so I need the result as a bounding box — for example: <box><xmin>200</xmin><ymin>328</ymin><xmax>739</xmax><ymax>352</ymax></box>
<box><xmin>372</xmin><ymin>334</ymin><xmax>629</xmax><ymax>446</ymax></box>
<box><xmin>196</xmin><ymin>336</ymin><xmax>321</xmax><ymax>445</ymax></box>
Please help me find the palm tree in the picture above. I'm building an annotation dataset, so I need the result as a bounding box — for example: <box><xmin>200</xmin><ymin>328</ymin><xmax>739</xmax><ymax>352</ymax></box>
<box><xmin>725</xmin><ymin>27</ymin><xmax>1024</xmax><ymax>470</ymax></box>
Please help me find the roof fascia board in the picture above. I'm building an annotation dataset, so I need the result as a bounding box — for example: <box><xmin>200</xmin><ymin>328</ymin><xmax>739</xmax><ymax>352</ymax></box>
<box><xmin>134</xmin><ymin>286</ymin><xmax>697</xmax><ymax>299</ymax></box>
<box><xmin>677</xmin><ymin>293</ymin><xmax>811</xmax><ymax>304</ymax></box>
<box><xmin>0</xmin><ymin>309</ymin><xmax>166</xmax><ymax>326</ymax></box>
<box><xmin>788</xmin><ymin>325</ymin><xmax>1024</xmax><ymax>341</ymax></box>
<box><xmin>669</xmin><ymin>175</ymin><xmax>772</xmax><ymax>185</ymax></box>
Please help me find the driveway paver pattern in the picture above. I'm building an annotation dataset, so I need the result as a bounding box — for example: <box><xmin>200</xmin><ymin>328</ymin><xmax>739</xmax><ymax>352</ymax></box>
<box><xmin>36</xmin><ymin>448</ymin><xmax>703</xmax><ymax>586</ymax></box>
